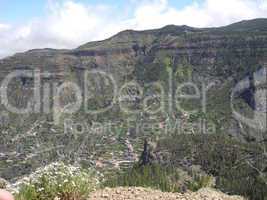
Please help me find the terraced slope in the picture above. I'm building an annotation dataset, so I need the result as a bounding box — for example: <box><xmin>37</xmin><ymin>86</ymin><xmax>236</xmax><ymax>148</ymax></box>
<box><xmin>0</xmin><ymin>19</ymin><xmax>266</xmax><ymax>182</ymax></box>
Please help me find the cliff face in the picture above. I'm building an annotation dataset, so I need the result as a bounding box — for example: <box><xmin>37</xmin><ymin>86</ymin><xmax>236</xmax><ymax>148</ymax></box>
<box><xmin>0</xmin><ymin>19</ymin><xmax>266</xmax><ymax>181</ymax></box>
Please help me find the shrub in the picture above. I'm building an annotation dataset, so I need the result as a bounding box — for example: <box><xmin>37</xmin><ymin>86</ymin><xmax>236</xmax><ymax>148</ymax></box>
<box><xmin>0</xmin><ymin>178</ymin><xmax>7</xmax><ymax>189</ymax></box>
<box><xmin>158</xmin><ymin>134</ymin><xmax>267</xmax><ymax>200</ymax></box>
<box><xmin>15</xmin><ymin>163</ymin><xmax>99</xmax><ymax>200</ymax></box>
<box><xmin>104</xmin><ymin>164</ymin><xmax>182</xmax><ymax>193</ymax></box>
<box><xmin>104</xmin><ymin>163</ymin><xmax>215</xmax><ymax>193</ymax></box>
<box><xmin>187</xmin><ymin>174</ymin><xmax>214</xmax><ymax>192</ymax></box>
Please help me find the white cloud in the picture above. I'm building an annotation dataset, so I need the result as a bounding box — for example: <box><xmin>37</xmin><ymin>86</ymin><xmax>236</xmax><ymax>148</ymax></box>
<box><xmin>0</xmin><ymin>24</ymin><xmax>10</xmax><ymax>31</ymax></box>
<box><xmin>131</xmin><ymin>0</ymin><xmax>267</xmax><ymax>29</ymax></box>
<box><xmin>0</xmin><ymin>0</ymin><xmax>267</xmax><ymax>58</ymax></box>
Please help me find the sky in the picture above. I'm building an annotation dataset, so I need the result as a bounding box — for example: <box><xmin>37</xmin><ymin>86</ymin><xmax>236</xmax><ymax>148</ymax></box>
<box><xmin>0</xmin><ymin>0</ymin><xmax>267</xmax><ymax>58</ymax></box>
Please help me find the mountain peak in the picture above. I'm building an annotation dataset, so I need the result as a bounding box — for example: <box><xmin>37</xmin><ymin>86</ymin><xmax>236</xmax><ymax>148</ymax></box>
<box><xmin>221</xmin><ymin>18</ymin><xmax>267</xmax><ymax>31</ymax></box>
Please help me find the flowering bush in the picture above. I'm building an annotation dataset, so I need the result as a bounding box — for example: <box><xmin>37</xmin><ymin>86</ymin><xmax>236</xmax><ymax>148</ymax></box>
<box><xmin>0</xmin><ymin>178</ymin><xmax>7</xmax><ymax>189</ymax></box>
<box><xmin>15</xmin><ymin>162</ymin><xmax>99</xmax><ymax>200</ymax></box>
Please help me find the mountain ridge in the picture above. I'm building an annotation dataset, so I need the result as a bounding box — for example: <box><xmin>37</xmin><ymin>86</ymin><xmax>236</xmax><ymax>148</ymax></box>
<box><xmin>0</xmin><ymin>19</ymin><xmax>266</xmax><ymax>199</ymax></box>
<box><xmin>2</xmin><ymin>18</ymin><xmax>267</xmax><ymax>59</ymax></box>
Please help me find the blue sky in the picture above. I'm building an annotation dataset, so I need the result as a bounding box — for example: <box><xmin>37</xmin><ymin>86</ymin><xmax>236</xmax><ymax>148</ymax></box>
<box><xmin>0</xmin><ymin>0</ymin><xmax>266</xmax><ymax>58</ymax></box>
<box><xmin>0</xmin><ymin>0</ymin><xmax>46</xmax><ymax>23</ymax></box>
<box><xmin>0</xmin><ymin>0</ymin><xmax>200</xmax><ymax>24</ymax></box>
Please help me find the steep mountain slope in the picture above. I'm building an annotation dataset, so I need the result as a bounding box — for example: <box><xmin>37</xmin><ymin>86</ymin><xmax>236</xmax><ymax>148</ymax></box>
<box><xmin>0</xmin><ymin>19</ymin><xmax>266</xmax><ymax>183</ymax></box>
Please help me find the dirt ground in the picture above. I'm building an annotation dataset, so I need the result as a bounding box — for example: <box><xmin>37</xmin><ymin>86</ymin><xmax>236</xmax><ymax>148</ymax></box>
<box><xmin>89</xmin><ymin>187</ymin><xmax>245</xmax><ymax>200</ymax></box>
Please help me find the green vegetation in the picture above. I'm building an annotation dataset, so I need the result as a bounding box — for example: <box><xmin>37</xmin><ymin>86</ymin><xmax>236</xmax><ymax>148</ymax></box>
<box><xmin>104</xmin><ymin>163</ymin><xmax>214</xmax><ymax>193</ymax></box>
<box><xmin>1</xmin><ymin>18</ymin><xmax>267</xmax><ymax>200</ymax></box>
<box><xmin>104</xmin><ymin>164</ymin><xmax>182</xmax><ymax>192</ymax></box>
<box><xmin>158</xmin><ymin>134</ymin><xmax>267</xmax><ymax>200</ymax></box>
<box><xmin>15</xmin><ymin>163</ymin><xmax>98</xmax><ymax>200</ymax></box>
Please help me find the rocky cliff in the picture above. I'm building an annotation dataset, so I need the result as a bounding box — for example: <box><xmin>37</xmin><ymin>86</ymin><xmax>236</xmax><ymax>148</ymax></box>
<box><xmin>0</xmin><ymin>18</ymin><xmax>266</xmax><ymax>182</ymax></box>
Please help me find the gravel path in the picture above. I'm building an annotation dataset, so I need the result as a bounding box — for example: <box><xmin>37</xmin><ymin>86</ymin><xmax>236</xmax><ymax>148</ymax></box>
<box><xmin>89</xmin><ymin>187</ymin><xmax>245</xmax><ymax>200</ymax></box>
